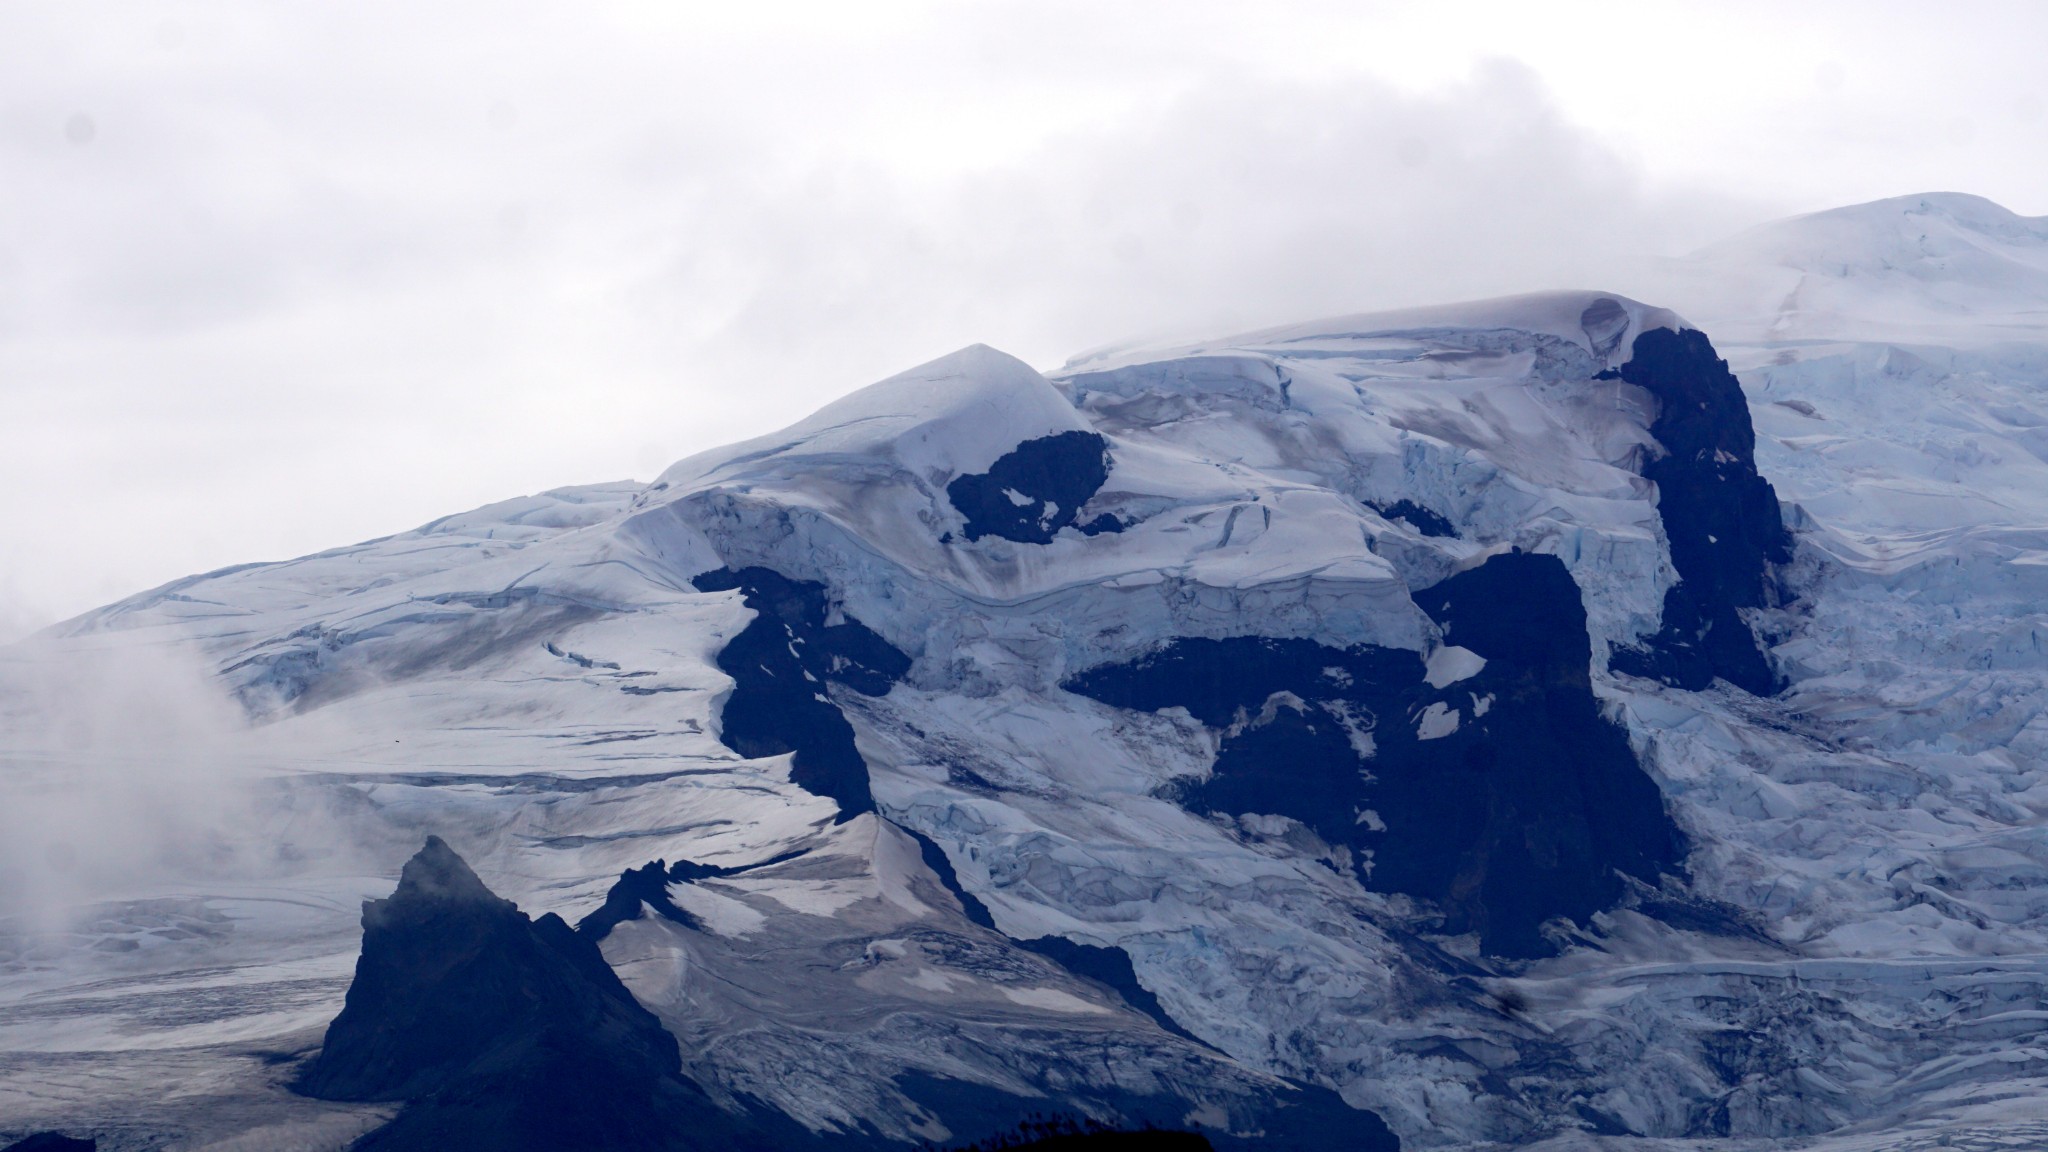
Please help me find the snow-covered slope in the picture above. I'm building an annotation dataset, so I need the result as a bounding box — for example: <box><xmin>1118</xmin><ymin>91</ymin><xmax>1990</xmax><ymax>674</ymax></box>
<box><xmin>8</xmin><ymin>197</ymin><xmax>2048</xmax><ymax>1149</ymax></box>
<box><xmin>1660</xmin><ymin>191</ymin><xmax>2048</xmax><ymax>346</ymax></box>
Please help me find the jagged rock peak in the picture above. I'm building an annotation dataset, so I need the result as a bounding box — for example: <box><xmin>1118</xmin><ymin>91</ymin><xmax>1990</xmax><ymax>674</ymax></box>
<box><xmin>295</xmin><ymin>837</ymin><xmax>753</xmax><ymax>1151</ymax></box>
<box><xmin>376</xmin><ymin>835</ymin><xmax>510</xmax><ymax>915</ymax></box>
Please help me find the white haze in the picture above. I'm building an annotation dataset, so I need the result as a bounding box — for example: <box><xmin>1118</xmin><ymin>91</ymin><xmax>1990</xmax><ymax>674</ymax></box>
<box><xmin>0</xmin><ymin>640</ymin><xmax>258</xmax><ymax>926</ymax></box>
<box><xmin>1</xmin><ymin>1</ymin><xmax>2045</xmax><ymax>639</ymax></box>
<box><xmin>0</xmin><ymin>638</ymin><xmax>392</xmax><ymax>929</ymax></box>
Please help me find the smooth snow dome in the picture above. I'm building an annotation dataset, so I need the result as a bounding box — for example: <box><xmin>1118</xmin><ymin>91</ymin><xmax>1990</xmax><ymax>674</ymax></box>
<box><xmin>658</xmin><ymin>345</ymin><xmax>1091</xmax><ymax>490</ymax></box>
<box><xmin>1661</xmin><ymin>192</ymin><xmax>2048</xmax><ymax>344</ymax></box>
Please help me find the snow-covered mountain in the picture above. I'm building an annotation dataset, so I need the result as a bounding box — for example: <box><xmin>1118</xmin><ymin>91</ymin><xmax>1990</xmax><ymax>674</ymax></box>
<box><xmin>1664</xmin><ymin>191</ymin><xmax>2048</xmax><ymax>347</ymax></box>
<box><xmin>8</xmin><ymin>193</ymin><xmax>2048</xmax><ymax>1150</ymax></box>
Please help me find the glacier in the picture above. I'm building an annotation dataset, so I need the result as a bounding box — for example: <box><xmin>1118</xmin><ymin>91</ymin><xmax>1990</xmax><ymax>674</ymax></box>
<box><xmin>7</xmin><ymin>192</ymin><xmax>2048</xmax><ymax>1149</ymax></box>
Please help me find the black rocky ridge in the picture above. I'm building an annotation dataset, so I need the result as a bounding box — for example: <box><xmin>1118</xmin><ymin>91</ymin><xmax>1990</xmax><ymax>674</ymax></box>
<box><xmin>577</xmin><ymin>850</ymin><xmax>806</xmax><ymax>942</ymax></box>
<box><xmin>1009</xmin><ymin>934</ymin><xmax>1207</xmax><ymax>1047</ymax></box>
<box><xmin>576</xmin><ymin>858</ymin><xmax>703</xmax><ymax>940</ymax></box>
<box><xmin>691</xmin><ymin>566</ymin><xmax>911</xmax><ymax>819</ymax></box>
<box><xmin>946</xmin><ymin>431</ymin><xmax>1123</xmax><ymax>543</ymax></box>
<box><xmin>296</xmin><ymin>837</ymin><xmax>771</xmax><ymax>1152</ymax></box>
<box><xmin>1367</xmin><ymin>499</ymin><xmax>1457</xmax><ymax>539</ymax></box>
<box><xmin>0</xmin><ymin>1136</ymin><xmax>96</xmax><ymax>1152</ymax></box>
<box><xmin>894</xmin><ymin>1070</ymin><xmax>1385</xmax><ymax>1152</ymax></box>
<box><xmin>951</xmin><ymin>1118</ymin><xmax>1213</xmax><ymax>1151</ymax></box>
<box><xmin>1067</xmin><ymin>550</ymin><xmax>1686</xmax><ymax>959</ymax></box>
<box><xmin>1607</xmin><ymin>324</ymin><xmax>1792</xmax><ymax>695</ymax></box>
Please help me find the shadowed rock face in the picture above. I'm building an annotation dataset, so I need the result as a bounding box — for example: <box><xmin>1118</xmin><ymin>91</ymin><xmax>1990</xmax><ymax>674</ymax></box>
<box><xmin>901</xmin><ymin>1070</ymin><xmax>1383</xmax><ymax>1152</ymax></box>
<box><xmin>951</xmin><ymin>1120</ymin><xmax>1213</xmax><ymax>1151</ymax></box>
<box><xmin>1407</xmin><ymin>552</ymin><xmax>1688</xmax><ymax>952</ymax></box>
<box><xmin>1610</xmin><ymin>327</ymin><xmax>1792</xmax><ymax>695</ymax></box>
<box><xmin>575</xmin><ymin>859</ymin><xmax>704</xmax><ymax>941</ymax></box>
<box><xmin>1367</xmin><ymin>499</ymin><xmax>1457</xmax><ymax>539</ymax></box>
<box><xmin>947</xmin><ymin>431</ymin><xmax>1122</xmax><ymax>543</ymax></box>
<box><xmin>690</xmin><ymin>567</ymin><xmax>911</xmax><ymax>819</ymax></box>
<box><xmin>1</xmin><ymin>1135</ymin><xmax>97</xmax><ymax>1152</ymax></box>
<box><xmin>577</xmin><ymin>849</ymin><xmax>809</xmax><ymax>942</ymax></box>
<box><xmin>1068</xmin><ymin>551</ymin><xmax>1685</xmax><ymax>958</ymax></box>
<box><xmin>298</xmin><ymin>837</ymin><xmax>764</xmax><ymax>1152</ymax></box>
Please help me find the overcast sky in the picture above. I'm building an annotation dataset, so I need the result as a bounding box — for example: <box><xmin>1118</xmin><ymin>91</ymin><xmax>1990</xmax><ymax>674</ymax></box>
<box><xmin>2</xmin><ymin>1</ymin><xmax>2044</xmax><ymax>639</ymax></box>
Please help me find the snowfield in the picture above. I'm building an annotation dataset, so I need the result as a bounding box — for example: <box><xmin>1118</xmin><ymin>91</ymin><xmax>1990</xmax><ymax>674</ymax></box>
<box><xmin>7</xmin><ymin>193</ymin><xmax>2048</xmax><ymax>1149</ymax></box>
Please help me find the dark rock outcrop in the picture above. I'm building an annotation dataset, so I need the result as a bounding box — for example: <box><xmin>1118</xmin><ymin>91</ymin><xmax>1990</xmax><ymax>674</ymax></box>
<box><xmin>952</xmin><ymin>1118</ymin><xmax>1213</xmax><ymax>1151</ymax></box>
<box><xmin>904</xmin><ymin>1072</ymin><xmax>1385</xmax><ymax>1152</ymax></box>
<box><xmin>299</xmin><ymin>837</ymin><xmax>764</xmax><ymax>1152</ymax></box>
<box><xmin>575</xmin><ymin>858</ymin><xmax>703</xmax><ymax>941</ymax></box>
<box><xmin>691</xmin><ymin>567</ymin><xmax>911</xmax><ymax>819</ymax></box>
<box><xmin>1610</xmin><ymin>326</ymin><xmax>1792</xmax><ymax>695</ymax></box>
<box><xmin>1406</xmin><ymin>551</ymin><xmax>1688</xmax><ymax>952</ymax></box>
<box><xmin>578</xmin><ymin>850</ymin><xmax>808</xmax><ymax>942</ymax></box>
<box><xmin>947</xmin><ymin>432</ymin><xmax>1119</xmax><ymax>543</ymax></box>
<box><xmin>1067</xmin><ymin>551</ymin><xmax>1684</xmax><ymax>958</ymax></box>
<box><xmin>1012</xmin><ymin>935</ymin><xmax>1205</xmax><ymax>1045</ymax></box>
<box><xmin>1368</xmin><ymin>499</ymin><xmax>1457</xmax><ymax>538</ymax></box>
<box><xmin>1</xmin><ymin>1135</ymin><xmax>96</xmax><ymax>1152</ymax></box>
<box><xmin>905</xmin><ymin>826</ymin><xmax>998</xmax><ymax>929</ymax></box>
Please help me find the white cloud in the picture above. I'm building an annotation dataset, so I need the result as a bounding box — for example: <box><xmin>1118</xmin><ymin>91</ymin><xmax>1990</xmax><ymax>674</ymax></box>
<box><xmin>0</xmin><ymin>637</ymin><xmax>372</xmax><ymax>926</ymax></box>
<box><xmin>0</xmin><ymin>1</ymin><xmax>2039</xmax><ymax>637</ymax></box>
